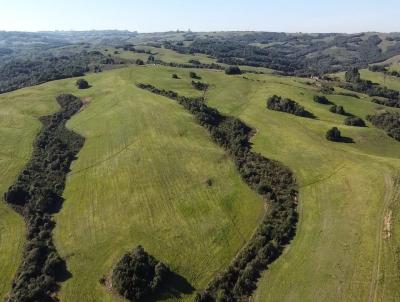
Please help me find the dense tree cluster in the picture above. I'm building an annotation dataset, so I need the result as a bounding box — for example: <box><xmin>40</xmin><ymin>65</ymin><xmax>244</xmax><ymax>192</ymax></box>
<box><xmin>372</xmin><ymin>98</ymin><xmax>400</xmax><ymax>108</ymax></box>
<box><xmin>344</xmin><ymin>116</ymin><xmax>366</xmax><ymax>127</ymax></box>
<box><xmin>111</xmin><ymin>246</ymin><xmax>170</xmax><ymax>301</ymax></box>
<box><xmin>313</xmin><ymin>95</ymin><xmax>332</xmax><ymax>105</ymax></box>
<box><xmin>136</xmin><ymin>83</ymin><xmax>298</xmax><ymax>301</ymax></box>
<box><xmin>191</xmin><ymin>80</ymin><xmax>209</xmax><ymax>91</ymax></box>
<box><xmin>225</xmin><ymin>66</ymin><xmax>242</xmax><ymax>75</ymax></box>
<box><xmin>367</xmin><ymin>111</ymin><xmax>400</xmax><ymax>141</ymax></box>
<box><xmin>329</xmin><ymin>105</ymin><xmax>347</xmax><ymax>115</ymax></box>
<box><xmin>326</xmin><ymin>127</ymin><xmax>342</xmax><ymax>142</ymax></box>
<box><xmin>267</xmin><ymin>95</ymin><xmax>314</xmax><ymax>118</ymax></box>
<box><xmin>4</xmin><ymin>94</ymin><xmax>85</xmax><ymax>302</ymax></box>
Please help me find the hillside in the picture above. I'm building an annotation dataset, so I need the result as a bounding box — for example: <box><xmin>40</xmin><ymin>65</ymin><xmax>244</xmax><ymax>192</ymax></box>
<box><xmin>1</xmin><ymin>32</ymin><xmax>400</xmax><ymax>302</ymax></box>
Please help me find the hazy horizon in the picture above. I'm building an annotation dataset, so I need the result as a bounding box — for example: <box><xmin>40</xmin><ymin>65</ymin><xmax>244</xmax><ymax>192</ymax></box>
<box><xmin>1</xmin><ymin>0</ymin><xmax>399</xmax><ymax>34</ymax></box>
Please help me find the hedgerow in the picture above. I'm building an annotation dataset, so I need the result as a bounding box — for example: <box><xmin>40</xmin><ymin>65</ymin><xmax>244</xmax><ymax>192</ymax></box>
<box><xmin>3</xmin><ymin>94</ymin><xmax>85</xmax><ymax>302</ymax></box>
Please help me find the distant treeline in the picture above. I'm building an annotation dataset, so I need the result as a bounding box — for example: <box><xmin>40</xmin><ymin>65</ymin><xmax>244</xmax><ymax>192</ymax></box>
<box><xmin>136</xmin><ymin>83</ymin><xmax>298</xmax><ymax>301</ymax></box>
<box><xmin>369</xmin><ymin>65</ymin><xmax>400</xmax><ymax>77</ymax></box>
<box><xmin>0</xmin><ymin>51</ymin><xmax>108</xmax><ymax>94</ymax></box>
<box><xmin>341</xmin><ymin>68</ymin><xmax>400</xmax><ymax>101</ymax></box>
<box><xmin>4</xmin><ymin>94</ymin><xmax>85</xmax><ymax>301</ymax></box>
<box><xmin>367</xmin><ymin>111</ymin><xmax>400</xmax><ymax>141</ymax></box>
<box><xmin>162</xmin><ymin>33</ymin><xmax>400</xmax><ymax>75</ymax></box>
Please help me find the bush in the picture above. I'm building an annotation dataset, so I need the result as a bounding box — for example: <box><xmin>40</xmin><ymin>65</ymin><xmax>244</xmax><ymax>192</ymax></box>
<box><xmin>136</xmin><ymin>59</ymin><xmax>144</xmax><ymax>65</ymax></box>
<box><xmin>76</xmin><ymin>79</ymin><xmax>89</xmax><ymax>89</ymax></box>
<box><xmin>225</xmin><ymin>66</ymin><xmax>242</xmax><ymax>75</ymax></box>
<box><xmin>329</xmin><ymin>105</ymin><xmax>347</xmax><ymax>115</ymax></box>
<box><xmin>111</xmin><ymin>246</ymin><xmax>170</xmax><ymax>301</ymax></box>
<box><xmin>313</xmin><ymin>95</ymin><xmax>331</xmax><ymax>105</ymax></box>
<box><xmin>189</xmin><ymin>71</ymin><xmax>201</xmax><ymax>79</ymax></box>
<box><xmin>344</xmin><ymin>116</ymin><xmax>366</xmax><ymax>127</ymax></box>
<box><xmin>326</xmin><ymin>127</ymin><xmax>342</xmax><ymax>141</ymax></box>
<box><xmin>267</xmin><ymin>95</ymin><xmax>314</xmax><ymax>118</ymax></box>
<box><xmin>191</xmin><ymin>80</ymin><xmax>208</xmax><ymax>91</ymax></box>
<box><xmin>172</xmin><ymin>74</ymin><xmax>179</xmax><ymax>79</ymax></box>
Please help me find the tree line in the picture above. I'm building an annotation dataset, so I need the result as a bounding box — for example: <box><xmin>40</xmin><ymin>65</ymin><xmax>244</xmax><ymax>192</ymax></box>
<box><xmin>136</xmin><ymin>83</ymin><xmax>298</xmax><ymax>301</ymax></box>
<box><xmin>3</xmin><ymin>94</ymin><xmax>85</xmax><ymax>301</ymax></box>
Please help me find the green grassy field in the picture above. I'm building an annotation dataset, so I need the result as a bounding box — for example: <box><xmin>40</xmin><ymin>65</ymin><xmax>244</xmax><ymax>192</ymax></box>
<box><xmin>50</xmin><ymin>68</ymin><xmax>264</xmax><ymax>301</ymax></box>
<box><xmin>138</xmin><ymin>66</ymin><xmax>400</xmax><ymax>301</ymax></box>
<box><xmin>1</xmin><ymin>63</ymin><xmax>400</xmax><ymax>302</ymax></box>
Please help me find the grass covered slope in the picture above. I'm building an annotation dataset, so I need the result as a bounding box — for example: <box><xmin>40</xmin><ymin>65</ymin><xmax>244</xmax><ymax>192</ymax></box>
<box><xmin>0</xmin><ymin>87</ymin><xmax>59</xmax><ymax>299</ymax></box>
<box><xmin>51</xmin><ymin>68</ymin><xmax>263</xmax><ymax>301</ymax></box>
<box><xmin>2</xmin><ymin>63</ymin><xmax>400</xmax><ymax>301</ymax></box>
<box><xmin>137</xmin><ymin>66</ymin><xmax>400</xmax><ymax>301</ymax></box>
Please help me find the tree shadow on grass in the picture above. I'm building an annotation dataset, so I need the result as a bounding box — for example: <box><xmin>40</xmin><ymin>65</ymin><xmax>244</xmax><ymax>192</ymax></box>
<box><xmin>339</xmin><ymin>136</ymin><xmax>355</xmax><ymax>143</ymax></box>
<box><xmin>150</xmin><ymin>271</ymin><xmax>195</xmax><ymax>301</ymax></box>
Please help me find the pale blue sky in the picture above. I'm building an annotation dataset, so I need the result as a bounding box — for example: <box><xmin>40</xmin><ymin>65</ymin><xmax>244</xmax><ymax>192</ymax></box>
<box><xmin>0</xmin><ymin>0</ymin><xmax>399</xmax><ymax>33</ymax></box>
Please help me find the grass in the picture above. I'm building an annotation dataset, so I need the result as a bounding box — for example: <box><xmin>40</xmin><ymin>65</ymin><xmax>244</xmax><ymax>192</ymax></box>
<box><xmin>1</xmin><ymin>63</ymin><xmax>400</xmax><ymax>301</ymax></box>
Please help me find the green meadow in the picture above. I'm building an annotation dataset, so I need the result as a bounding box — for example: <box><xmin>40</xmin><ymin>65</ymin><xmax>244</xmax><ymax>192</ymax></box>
<box><xmin>1</xmin><ymin>64</ymin><xmax>400</xmax><ymax>301</ymax></box>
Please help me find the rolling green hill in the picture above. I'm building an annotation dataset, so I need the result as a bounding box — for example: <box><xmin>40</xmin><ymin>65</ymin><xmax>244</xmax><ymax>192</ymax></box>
<box><xmin>1</xmin><ymin>61</ymin><xmax>400</xmax><ymax>301</ymax></box>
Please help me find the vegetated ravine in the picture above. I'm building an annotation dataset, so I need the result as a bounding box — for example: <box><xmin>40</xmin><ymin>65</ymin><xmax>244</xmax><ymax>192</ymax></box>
<box><xmin>3</xmin><ymin>94</ymin><xmax>85</xmax><ymax>302</ymax></box>
<box><xmin>136</xmin><ymin>83</ymin><xmax>298</xmax><ymax>301</ymax></box>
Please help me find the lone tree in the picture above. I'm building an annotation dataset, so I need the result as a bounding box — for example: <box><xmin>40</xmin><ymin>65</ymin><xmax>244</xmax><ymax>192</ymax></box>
<box><xmin>345</xmin><ymin>67</ymin><xmax>361</xmax><ymax>83</ymax></box>
<box><xmin>110</xmin><ymin>246</ymin><xmax>170</xmax><ymax>301</ymax></box>
<box><xmin>225</xmin><ymin>66</ymin><xmax>242</xmax><ymax>75</ymax></box>
<box><xmin>76</xmin><ymin>79</ymin><xmax>89</xmax><ymax>89</ymax></box>
<box><xmin>326</xmin><ymin>127</ymin><xmax>342</xmax><ymax>142</ymax></box>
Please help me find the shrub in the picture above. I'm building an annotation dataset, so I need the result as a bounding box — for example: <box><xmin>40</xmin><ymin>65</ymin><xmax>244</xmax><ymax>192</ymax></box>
<box><xmin>189</xmin><ymin>71</ymin><xmax>201</xmax><ymax>79</ymax></box>
<box><xmin>111</xmin><ymin>246</ymin><xmax>170</xmax><ymax>301</ymax></box>
<box><xmin>136</xmin><ymin>59</ymin><xmax>144</xmax><ymax>65</ymax></box>
<box><xmin>329</xmin><ymin>105</ymin><xmax>347</xmax><ymax>115</ymax></box>
<box><xmin>76</xmin><ymin>79</ymin><xmax>89</xmax><ymax>89</ymax></box>
<box><xmin>326</xmin><ymin>127</ymin><xmax>342</xmax><ymax>141</ymax></box>
<box><xmin>344</xmin><ymin>116</ymin><xmax>366</xmax><ymax>127</ymax></box>
<box><xmin>172</xmin><ymin>74</ymin><xmax>179</xmax><ymax>79</ymax></box>
<box><xmin>313</xmin><ymin>95</ymin><xmax>331</xmax><ymax>105</ymax></box>
<box><xmin>225</xmin><ymin>66</ymin><xmax>242</xmax><ymax>75</ymax></box>
<box><xmin>191</xmin><ymin>80</ymin><xmax>208</xmax><ymax>91</ymax></box>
